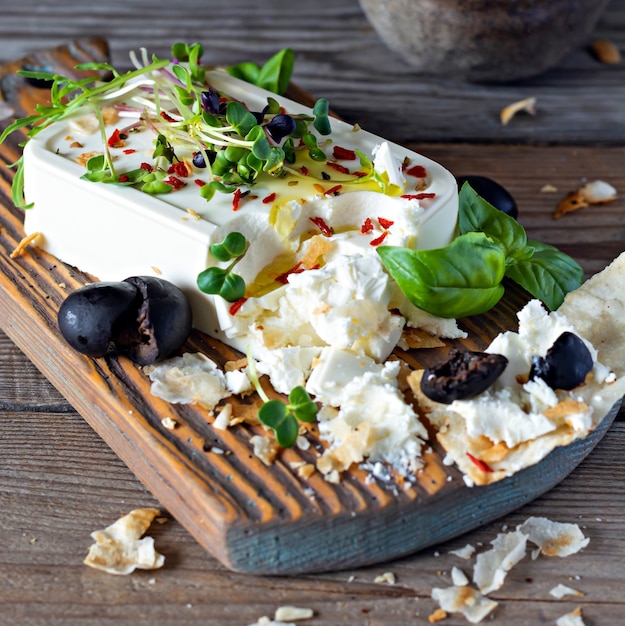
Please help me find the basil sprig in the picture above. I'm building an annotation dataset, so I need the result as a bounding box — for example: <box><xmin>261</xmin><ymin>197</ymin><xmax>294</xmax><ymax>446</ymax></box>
<box><xmin>378</xmin><ymin>182</ymin><xmax>583</xmax><ymax>318</ymax></box>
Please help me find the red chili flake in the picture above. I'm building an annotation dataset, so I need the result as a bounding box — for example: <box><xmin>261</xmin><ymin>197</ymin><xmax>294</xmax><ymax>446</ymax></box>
<box><xmin>361</xmin><ymin>217</ymin><xmax>374</xmax><ymax>234</ymax></box>
<box><xmin>352</xmin><ymin>171</ymin><xmax>367</xmax><ymax>178</ymax></box>
<box><xmin>119</xmin><ymin>174</ymin><xmax>129</xmax><ymax>183</ymax></box>
<box><xmin>299</xmin><ymin>165</ymin><xmax>309</xmax><ymax>176</ymax></box>
<box><xmin>466</xmin><ymin>452</ymin><xmax>494</xmax><ymax>473</ymax></box>
<box><xmin>140</xmin><ymin>162</ymin><xmax>153</xmax><ymax>172</ymax></box>
<box><xmin>406</xmin><ymin>164</ymin><xmax>427</xmax><ymax>178</ymax></box>
<box><xmin>325</xmin><ymin>184</ymin><xmax>342</xmax><ymax>196</ymax></box>
<box><xmin>232</xmin><ymin>188</ymin><xmax>243</xmax><ymax>211</ymax></box>
<box><xmin>164</xmin><ymin>176</ymin><xmax>186</xmax><ymax>190</ymax></box>
<box><xmin>107</xmin><ymin>128</ymin><xmax>124</xmax><ymax>148</ymax></box>
<box><xmin>401</xmin><ymin>193</ymin><xmax>437</xmax><ymax>200</ymax></box>
<box><xmin>262</xmin><ymin>192</ymin><xmax>277</xmax><ymax>204</ymax></box>
<box><xmin>160</xmin><ymin>111</ymin><xmax>176</xmax><ymax>123</ymax></box>
<box><xmin>168</xmin><ymin>162</ymin><xmax>189</xmax><ymax>177</ymax></box>
<box><xmin>229</xmin><ymin>297</ymin><xmax>248</xmax><ymax>316</ymax></box>
<box><xmin>369</xmin><ymin>231</ymin><xmax>389</xmax><ymax>246</ymax></box>
<box><xmin>123</xmin><ymin>148</ymin><xmax>137</xmax><ymax>155</ymax></box>
<box><xmin>327</xmin><ymin>162</ymin><xmax>351</xmax><ymax>175</ymax></box>
<box><xmin>332</xmin><ymin>146</ymin><xmax>357</xmax><ymax>160</ymax></box>
<box><xmin>309</xmin><ymin>216</ymin><xmax>333</xmax><ymax>237</ymax></box>
<box><xmin>275</xmin><ymin>262</ymin><xmax>304</xmax><ymax>284</ymax></box>
<box><xmin>194</xmin><ymin>179</ymin><xmax>206</xmax><ymax>187</ymax></box>
<box><xmin>378</xmin><ymin>217</ymin><xmax>394</xmax><ymax>229</ymax></box>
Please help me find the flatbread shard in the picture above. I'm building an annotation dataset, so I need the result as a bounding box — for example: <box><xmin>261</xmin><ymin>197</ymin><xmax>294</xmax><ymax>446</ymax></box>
<box><xmin>409</xmin><ymin>251</ymin><xmax>625</xmax><ymax>486</ymax></box>
<box><xmin>83</xmin><ymin>507</ymin><xmax>165</xmax><ymax>575</ymax></box>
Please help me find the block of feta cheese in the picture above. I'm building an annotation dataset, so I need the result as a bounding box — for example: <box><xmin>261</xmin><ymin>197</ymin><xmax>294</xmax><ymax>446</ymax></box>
<box><xmin>21</xmin><ymin>65</ymin><xmax>459</xmax><ymax>362</ymax></box>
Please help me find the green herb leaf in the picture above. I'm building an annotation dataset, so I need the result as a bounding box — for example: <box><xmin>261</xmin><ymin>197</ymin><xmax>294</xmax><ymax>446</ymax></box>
<box><xmin>256</xmin><ymin>48</ymin><xmax>294</xmax><ymax>96</ymax></box>
<box><xmin>378</xmin><ymin>232</ymin><xmax>507</xmax><ymax>318</ymax></box>
<box><xmin>226</xmin><ymin>61</ymin><xmax>261</xmax><ymax>87</ymax></box>
<box><xmin>288</xmin><ymin>386</ymin><xmax>318</xmax><ymax>423</ymax></box>
<box><xmin>152</xmin><ymin>134</ymin><xmax>177</xmax><ymax>162</ymax></box>
<box><xmin>458</xmin><ymin>181</ymin><xmax>527</xmax><ymax>259</ymax></box>
<box><xmin>504</xmin><ymin>239</ymin><xmax>583</xmax><ymax>310</ymax></box>
<box><xmin>312</xmin><ymin>99</ymin><xmax>331</xmax><ymax>135</ymax></box>
<box><xmin>209</xmin><ymin>231</ymin><xmax>247</xmax><ymax>262</ymax></box>
<box><xmin>258</xmin><ymin>400</ymin><xmax>299</xmax><ymax>447</ymax></box>
<box><xmin>196</xmin><ymin>266</ymin><xmax>245</xmax><ymax>302</ymax></box>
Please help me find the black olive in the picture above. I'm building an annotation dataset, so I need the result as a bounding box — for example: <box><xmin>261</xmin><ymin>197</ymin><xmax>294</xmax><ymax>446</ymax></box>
<box><xmin>456</xmin><ymin>175</ymin><xmax>518</xmax><ymax>219</ymax></box>
<box><xmin>57</xmin><ymin>282</ymin><xmax>139</xmax><ymax>357</ymax></box>
<box><xmin>58</xmin><ymin>276</ymin><xmax>192</xmax><ymax>365</ymax></box>
<box><xmin>117</xmin><ymin>276</ymin><xmax>193</xmax><ymax>365</ymax></box>
<box><xmin>420</xmin><ymin>348</ymin><xmax>508</xmax><ymax>404</ymax></box>
<box><xmin>529</xmin><ymin>331</ymin><xmax>593</xmax><ymax>390</ymax></box>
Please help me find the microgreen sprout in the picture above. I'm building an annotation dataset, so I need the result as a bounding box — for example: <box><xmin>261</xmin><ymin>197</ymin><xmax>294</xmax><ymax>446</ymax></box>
<box><xmin>0</xmin><ymin>43</ymin><xmax>339</xmax><ymax>209</ymax></box>
<box><xmin>197</xmin><ymin>232</ymin><xmax>248</xmax><ymax>302</ymax></box>
<box><xmin>246</xmin><ymin>348</ymin><xmax>318</xmax><ymax>448</ymax></box>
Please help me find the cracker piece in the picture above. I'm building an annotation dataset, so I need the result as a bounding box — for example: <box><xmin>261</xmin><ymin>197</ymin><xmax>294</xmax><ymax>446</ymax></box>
<box><xmin>75</xmin><ymin>150</ymin><xmax>103</xmax><ymax>167</ymax></box>
<box><xmin>554</xmin><ymin>191</ymin><xmax>589</xmax><ymax>219</ymax></box>
<box><xmin>591</xmin><ymin>39</ymin><xmax>622</xmax><ymax>64</ymax></box>
<box><xmin>250</xmin><ymin>435</ymin><xmax>278</xmax><ymax>466</ymax></box>
<box><xmin>517</xmin><ymin>517</ymin><xmax>589</xmax><ymax>557</ymax></box>
<box><xmin>556</xmin><ymin>607</ymin><xmax>586</xmax><ymax>626</ymax></box>
<box><xmin>274</xmin><ymin>606</ymin><xmax>314</xmax><ymax>621</ymax></box>
<box><xmin>83</xmin><ymin>508</ymin><xmax>164</xmax><ymax>575</ymax></box>
<box><xmin>431</xmin><ymin>586</ymin><xmax>498</xmax><ymax>624</ymax></box>
<box><xmin>472</xmin><ymin>529</ymin><xmax>528</xmax><ymax>594</ymax></box>
<box><xmin>401</xmin><ymin>327</ymin><xmax>446</xmax><ymax>349</ymax></box>
<box><xmin>427</xmin><ymin>608</ymin><xmax>447</xmax><ymax>623</ymax></box>
<box><xmin>578</xmin><ymin>179</ymin><xmax>617</xmax><ymax>204</ymax></box>
<box><xmin>449</xmin><ymin>544</ymin><xmax>476</xmax><ymax>560</ymax></box>
<box><xmin>550</xmin><ymin>583</ymin><xmax>584</xmax><ymax>598</ymax></box>
<box><xmin>10</xmin><ymin>232</ymin><xmax>42</xmax><ymax>258</ymax></box>
<box><xmin>500</xmin><ymin>97</ymin><xmax>536</xmax><ymax>125</ymax></box>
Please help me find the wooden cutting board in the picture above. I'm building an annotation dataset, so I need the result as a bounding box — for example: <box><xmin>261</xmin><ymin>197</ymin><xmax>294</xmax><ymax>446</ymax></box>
<box><xmin>0</xmin><ymin>38</ymin><xmax>619</xmax><ymax>575</ymax></box>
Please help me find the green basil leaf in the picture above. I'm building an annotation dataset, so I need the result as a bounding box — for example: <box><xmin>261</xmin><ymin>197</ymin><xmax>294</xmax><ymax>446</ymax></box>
<box><xmin>257</xmin><ymin>48</ymin><xmax>294</xmax><ymax>95</ymax></box>
<box><xmin>377</xmin><ymin>232</ymin><xmax>507</xmax><ymax>318</ymax></box>
<box><xmin>226</xmin><ymin>61</ymin><xmax>261</xmax><ymax>86</ymax></box>
<box><xmin>459</xmin><ymin>182</ymin><xmax>527</xmax><ymax>259</ymax></box>
<box><xmin>504</xmin><ymin>239</ymin><xmax>583</xmax><ymax>310</ymax></box>
<box><xmin>259</xmin><ymin>400</ymin><xmax>299</xmax><ymax>447</ymax></box>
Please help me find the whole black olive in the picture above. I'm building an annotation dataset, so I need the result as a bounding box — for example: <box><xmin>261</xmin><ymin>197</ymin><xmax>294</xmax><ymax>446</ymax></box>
<box><xmin>420</xmin><ymin>348</ymin><xmax>508</xmax><ymax>404</ymax></box>
<box><xmin>456</xmin><ymin>175</ymin><xmax>518</xmax><ymax>219</ymax></box>
<box><xmin>529</xmin><ymin>331</ymin><xmax>593</xmax><ymax>390</ymax></box>
<box><xmin>57</xmin><ymin>282</ymin><xmax>139</xmax><ymax>357</ymax></box>
<box><xmin>117</xmin><ymin>276</ymin><xmax>193</xmax><ymax>365</ymax></box>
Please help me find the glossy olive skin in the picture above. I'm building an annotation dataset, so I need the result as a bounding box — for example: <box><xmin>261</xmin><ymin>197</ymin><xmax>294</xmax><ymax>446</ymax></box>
<box><xmin>420</xmin><ymin>348</ymin><xmax>508</xmax><ymax>404</ymax></box>
<box><xmin>58</xmin><ymin>276</ymin><xmax>192</xmax><ymax>365</ymax></box>
<box><xmin>118</xmin><ymin>276</ymin><xmax>193</xmax><ymax>365</ymax></box>
<box><xmin>57</xmin><ymin>281</ymin><xmax>139</xmax><ymax>357</ymax></box>
<box><xmin>529</xmin><ymin>331</ymin><xmax>593</xmax><ymax>390</ymax></box>
<box><xmin>457</xmin><ymin>175</ymin><xmax>519</xmax><ymax>219</ymax></box>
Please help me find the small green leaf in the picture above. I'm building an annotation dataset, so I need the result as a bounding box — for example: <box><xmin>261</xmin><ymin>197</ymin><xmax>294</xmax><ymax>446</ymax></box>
<box><xmin>505</xmin><ymin>240</ymin><xmax>583</xmax><ymax>310</ymax></box>
<box><xmin>256</xmin><ymin>48</ymin><xmax>294</xmax><ymax>95</ymax></box>
<box><xmin>288</xmin><ymin>386</ymin><xmax>318</xmax><ymax>423</ymax></box>
<box><xmin>258</xmin><ymin>400</ymin><xmax>299</xmax><ymax>447</ymax></box>
<box><xmin>312</xmin><ymin>99</ymin><xmax>331</xmax><ymax>135</ymax></box>
<box><xmin>225</xmin><ymin>101</ymin><xmax>257</xmax><ymax>136</ymax></box>
<box><xmin>226</xmin><ymin>61</ymin><xmax>261</xmax><ymax>86</ymax></box>
<box><xmin>377</xmin><ymin>232</ymin><xmax>507</xmax><ymax>318</ymax></box>
<box><xmin>210</xmin><ymin>232</ymin><xmax>247</xmax><ymax>262</ymax></box>
<box><xmin>459</xmin><ymin>182</ymin><xmax>527</xmax><ymax>259</ymax></box>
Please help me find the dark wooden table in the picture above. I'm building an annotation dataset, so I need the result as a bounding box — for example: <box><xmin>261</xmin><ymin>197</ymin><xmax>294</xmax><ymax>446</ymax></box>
<box><xmin>1</xmin><ymin>1</ymin><xmax>624</xmax><ymax>624</ymax></box>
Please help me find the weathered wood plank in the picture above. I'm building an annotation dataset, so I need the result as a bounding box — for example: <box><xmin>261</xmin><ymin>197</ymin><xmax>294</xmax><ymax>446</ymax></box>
<box><xmin>0</xmin><ymin>38</ymin><xmax>624</xmax><ymax>576</ymax></box>
<box><xmin>0</xmin><ymin>0</ymin><xmax>624</xmax><ymax>145</ymax></box>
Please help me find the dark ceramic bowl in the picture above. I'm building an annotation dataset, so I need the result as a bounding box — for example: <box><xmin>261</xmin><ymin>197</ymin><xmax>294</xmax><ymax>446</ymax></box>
<box><xmin>358</xmin><ymin>0</ymin><xmax>610</xmax><ymax>82</ymax></box>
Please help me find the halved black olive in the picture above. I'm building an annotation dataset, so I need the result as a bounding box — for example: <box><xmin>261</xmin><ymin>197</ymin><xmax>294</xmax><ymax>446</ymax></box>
<box><xmin>58</xmin><ymin>276</ymin><xmax>192</xmax><ymax>365</ymax></box>
<box><xmin>456</xmin><ymin>175</ymin><xmax>518</xmax><ymax>219</ymax></box>
<box><xmin>529</xmin><ymin>331</ymin><xmax>593</xmax><ymax>390</ymax></box>
<box><xmin>57</xmin><ymin>282</ymin><xmax>139</xmax><ymax>357</ymax></box>
<box><xmin>117</xmin><ymin>276</ymin><xmax>193</xmax><ymax>365</ymax></box>
<box><xmin>420</xmin><ymin>348</ymin><xmax>508</xmax><ymax>404</ymax></box>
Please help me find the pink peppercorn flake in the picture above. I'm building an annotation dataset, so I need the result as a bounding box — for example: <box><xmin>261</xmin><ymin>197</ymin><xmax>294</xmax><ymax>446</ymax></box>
<box><xmin>327</xmin><ymin>162</ymin><xmax>350</xmax><ymax>175</ymax></box>
<box><xmin>405</xmin><ymin>164</ymin><xmax>427</xmax><ymax>178</ymax></box>
<box><xmin>378</xmin><ymin>217</ymin><xmax>394</xmax><ymax>229</ymax></box>
<box><xmin>168</xmin><ymin>162</ymin><xmax>189</xmax><ymax>177</ymax></box>
<box><xmin>333</xmin><ymin>146</ymin><xmax>357</xmax><ymax>160</ymax></box>
<box><xmin>262</xmin><ymin>192</ymin><xmax>277</xmax><ymax>204</ymax></box>
<box><xmin>164</xmin><ymin>176</ymin><xmax>186</xmax><ymax>190</ymax></box>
